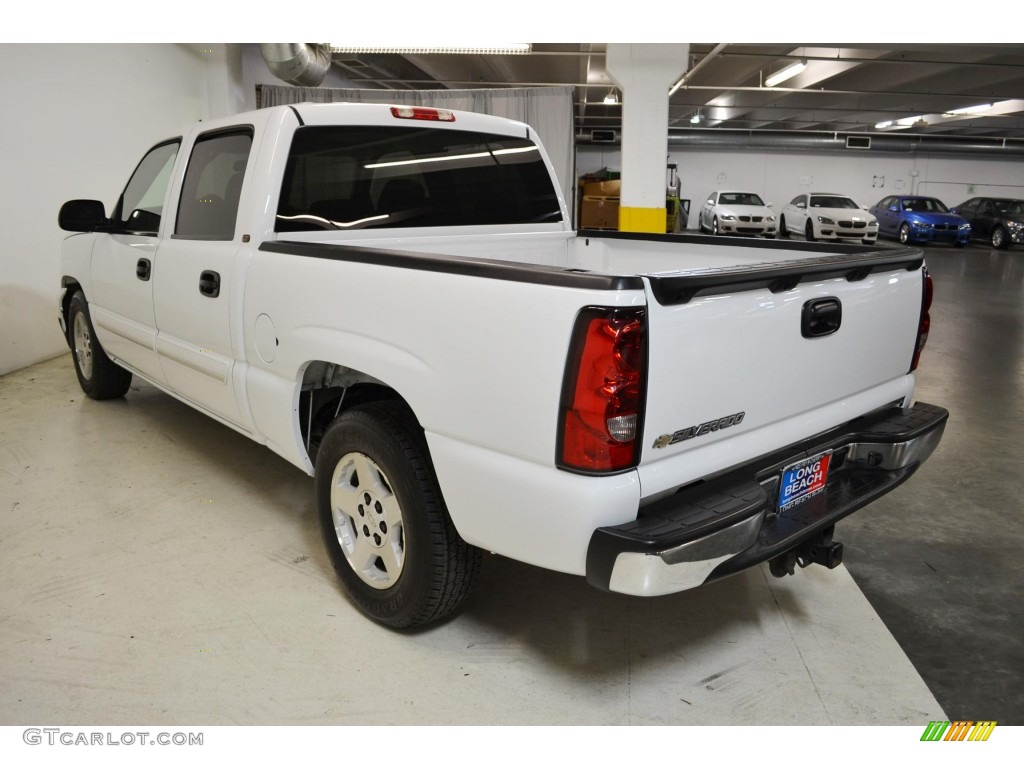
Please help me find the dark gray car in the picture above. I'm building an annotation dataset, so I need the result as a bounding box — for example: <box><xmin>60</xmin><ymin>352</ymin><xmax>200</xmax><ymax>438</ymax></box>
<box><xmin>951</xmin><ymin>197</ymin><xmax>1024</xmax><ymax>249</ymax></box>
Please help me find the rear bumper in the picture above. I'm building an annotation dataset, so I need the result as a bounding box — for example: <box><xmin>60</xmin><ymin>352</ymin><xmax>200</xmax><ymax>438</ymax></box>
<box><xmin>586</xmin><ymin>402</ymin><xmax>948</xmax><ymax>596</ymax></box>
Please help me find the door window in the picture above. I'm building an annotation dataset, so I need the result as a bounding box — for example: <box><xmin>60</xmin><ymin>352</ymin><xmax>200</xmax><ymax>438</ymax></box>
<box><xmin>116</xmin><ymin>140</ymin><xmax>180</xmax><ymax>235</ymax></box>
<box><xmin>175</xmin><ymin>129</ymin><xmax>253</xmax><ymax>240</ymax></box>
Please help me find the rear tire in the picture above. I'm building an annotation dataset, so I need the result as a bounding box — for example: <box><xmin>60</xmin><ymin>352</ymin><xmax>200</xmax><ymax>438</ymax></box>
<box><xmin>67</xmin><ymin>291</ymin><xmax>132</xmax><ymax>400</ymax></box>
<box><xmin>315</xmin><ymin>401</ymin><xmax>481</xmax><ymax>629</ymax></box>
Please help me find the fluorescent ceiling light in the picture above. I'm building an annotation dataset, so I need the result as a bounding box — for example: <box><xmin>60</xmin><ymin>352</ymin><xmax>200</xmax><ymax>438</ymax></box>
<box><xmin>603</xmin><ymin>91</ymin><xmax>618</xmax><ymax>105</ymax></box>
<box><xmin>764</xmin><ymin>60</ymin><xmax>806</xmax><ymax>87</ymax></box>
<box><xmin>875</xmin><ymin>120</ymin><xmax>893</xmax><ymax>129</ymax></box>
<box><xmin>690</xmin><ymin>114</ymin><xmax>701</xmax><ymax>124</ymax></box>
<box><xmin>897</xmin><ymin>115</ymin><xmax>927</xmax><ymax>126</ymax></box>
<box><xmin>943</xmin><ymin>103</ymin><xmax>993</xmax><ymax>117</ymax></box>
<box><xmin>330</xmin><ymin>44</ymin><xmax>531</xmax><ymax>55</ymax></box>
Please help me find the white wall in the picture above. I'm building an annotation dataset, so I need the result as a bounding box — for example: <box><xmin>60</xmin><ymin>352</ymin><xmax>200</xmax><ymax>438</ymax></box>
<box><xmin>0</xmin><ymin>43</ymin><xmax>248</xmax><ymax>376</ymax></box>
<box><xmin>579</xmin><ymin>145</ymin><xmax>1024</xmax><ymax>227</ymax></box>
<box><xmin>0</xmin><ymin>41</ymin><xmax>457</xmax><ymax>376</ymax></box>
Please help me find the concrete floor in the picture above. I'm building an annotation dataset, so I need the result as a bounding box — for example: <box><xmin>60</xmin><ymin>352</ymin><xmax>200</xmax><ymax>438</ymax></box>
<box><xmin>841</xmin><ymin>242</ymin><xmax>1024</xmax><ymax>725</ymax></box>
<box><xmin>6</xmin><ymin>243</ymin><xmax>1014</xmax><ymax>726</ymax></box>
<box><xmin>1</xmin><ymin>369</ymin><xmax>943</xmax><ymax>725</ymax></box>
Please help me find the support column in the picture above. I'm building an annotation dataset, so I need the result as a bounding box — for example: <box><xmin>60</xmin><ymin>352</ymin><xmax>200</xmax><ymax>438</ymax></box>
<box><xmin>606</xmin><ymin>44</ymin><xmax>689</xmax><ymax>233</ymax></box>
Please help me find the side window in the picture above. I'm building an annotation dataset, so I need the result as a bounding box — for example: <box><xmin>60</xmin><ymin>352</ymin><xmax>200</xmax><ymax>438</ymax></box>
<box><xmin>117</xmin><ymin>140</ymin><xmax>180</xmax><ymax>235</ymax></box>
<box><xmin>175</xmin><ymin>128</ymin><xmax>253</xmax><ymax>240</ymax></box>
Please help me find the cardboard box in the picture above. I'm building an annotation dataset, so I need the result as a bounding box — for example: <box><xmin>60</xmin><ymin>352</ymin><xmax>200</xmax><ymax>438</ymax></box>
<box><xmin>580</xmin><ymin>197</ymin><xmax>619</xmax><ymax>229</ymax></box>
<box><xmin>582</xmin><ymin>179</ymin><xmax>622</xmax><ymax>198</ymax></box>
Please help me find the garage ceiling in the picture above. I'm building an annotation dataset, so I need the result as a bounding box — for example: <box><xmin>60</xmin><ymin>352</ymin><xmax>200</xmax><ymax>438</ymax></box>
<box><xmin>323</xmin><ymin>43</ymin><xmax>1024</xmax><ymax>141</ymax></box>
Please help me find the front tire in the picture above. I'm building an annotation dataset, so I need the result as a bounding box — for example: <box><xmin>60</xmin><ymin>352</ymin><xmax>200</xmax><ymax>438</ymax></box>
<box><xmin>899</xmin><ymin>222</ymin><xmax>912</xmax><ymax>244</ymax></box>
<box><xmin>712</xmin><ymin>216</ymin><xmax>720</xmax><ymax>236</ymax></box>
<box><xmin>779</xmin><ymin>215</ymin><xmax>788</xmax><ymax>238</ymax></box>
<box><xmin>805</xmin><ymin>220</ymin><xmax>816</xmax><ymax>242</ymax></box>
<box><xmin>315</xmin><ymin>401</ymin><xmax>481</xmax><ymax>629</ymax></box>
<box><xmin>991</xmin><ymin>226</ymin><xmax>1007</xmax><ymax>249</ymax></box>
<box><xmin>67</xmin><ymin>291</ymin><xmax>132</xmax><ymax>400</ymax></box>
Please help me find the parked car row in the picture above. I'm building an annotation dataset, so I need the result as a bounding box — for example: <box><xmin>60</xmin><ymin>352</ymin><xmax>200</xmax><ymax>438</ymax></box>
<box><xmin>698</xmin><ymin>188</ymin><xmax>1024</xmax><ymax>250</ymax></box>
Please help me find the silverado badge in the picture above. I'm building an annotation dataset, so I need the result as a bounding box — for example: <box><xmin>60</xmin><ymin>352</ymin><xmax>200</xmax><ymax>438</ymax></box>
<box><xmin>653</xmin><ymin>411</ymin><xmax>746</xmax><ymax>449</ymax></box>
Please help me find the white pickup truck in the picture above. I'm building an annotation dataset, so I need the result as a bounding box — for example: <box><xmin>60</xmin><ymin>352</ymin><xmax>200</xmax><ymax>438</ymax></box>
<box><xmin>58</xmin><ymin>103</ymin><xmax>947</xmax><ymax>628</ymax></box>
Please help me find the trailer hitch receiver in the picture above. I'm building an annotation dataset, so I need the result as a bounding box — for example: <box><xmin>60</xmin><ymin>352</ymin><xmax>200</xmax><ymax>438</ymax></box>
<box><xmin>769</xmin><ymin>526</ymin><xmax>844</xmax><ymax>578</ymax></box>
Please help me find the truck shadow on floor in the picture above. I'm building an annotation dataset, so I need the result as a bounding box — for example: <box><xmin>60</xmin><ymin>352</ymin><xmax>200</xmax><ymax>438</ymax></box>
<box><xmin>450</xmin><ymin>551</ymin><xmax>816</xmax><ymax>673</ymax></box>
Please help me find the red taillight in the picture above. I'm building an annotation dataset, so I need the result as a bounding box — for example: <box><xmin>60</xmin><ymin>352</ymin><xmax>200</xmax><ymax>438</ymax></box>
<box><xmin>910</xmin><ymin>268</ymin><xmax>933</xmax><ymax>372</ymax></box>
<box><xmin>390</xmin><ymin>106</ymin><xmax>456</xmax><ymax>122</ymax></box>
<box><xmin>559</xmin><ymin>307</ymin><xmax>647</xmax><ymax>473</ymax></box>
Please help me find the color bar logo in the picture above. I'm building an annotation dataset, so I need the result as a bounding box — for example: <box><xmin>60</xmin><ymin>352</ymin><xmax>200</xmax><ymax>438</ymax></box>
<box><xmin>920</xmin><ymin>721</ymin><xmax>997</xmax><ymax>741</ymax></box>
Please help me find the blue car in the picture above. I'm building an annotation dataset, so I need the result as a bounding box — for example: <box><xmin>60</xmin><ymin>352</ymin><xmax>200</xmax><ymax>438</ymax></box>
<box><xmin>869</xmin><ymin>195</ymin><xmax>971</xmax><ymax>246</ymax></box>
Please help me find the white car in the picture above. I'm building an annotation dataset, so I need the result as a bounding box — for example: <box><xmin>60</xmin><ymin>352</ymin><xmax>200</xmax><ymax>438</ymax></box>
<box><xmin>780</xmin><ymin>193</ymin><xmax>879</xmax><ymax>244</ymax></box>
<box><xmin>698</xmin><ymin>191</ymin><xmax>777</xmax><ymax>237</ymax></box>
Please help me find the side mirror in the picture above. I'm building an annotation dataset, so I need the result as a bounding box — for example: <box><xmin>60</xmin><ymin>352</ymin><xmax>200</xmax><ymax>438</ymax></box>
<box><xmin>797</xmin><ymin>202</ymin><xmax>806</xmax><ymax>209</ymax></box>
<box><xmin>766</xmin><ymin>202</ymin><xmax>774</xmax><ymax>208</ymax></box>
<box><xmin>59</xmin><ymin>199</ymin><xmax>110</xmax><ymax>232</ymax></box>
<box><xmin>888</xmin><ymin>205</ymin><xmax>899</xmax><ymax>212</ymax></box>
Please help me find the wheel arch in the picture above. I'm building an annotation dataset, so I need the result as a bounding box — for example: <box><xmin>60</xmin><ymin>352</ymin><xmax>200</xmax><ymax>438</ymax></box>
<box><xmin>60</xmin><ymin>276</ymin><xmax>84</xmax><ymax>348</ymax></box>
<box><xmin>295</xmin><ymin>360</ymin><xmax>419</xmax><ymax>468</ymax></box>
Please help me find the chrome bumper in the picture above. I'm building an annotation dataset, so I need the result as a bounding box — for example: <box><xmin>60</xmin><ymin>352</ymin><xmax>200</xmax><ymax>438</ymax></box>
<box><xmin>587</xmin><ymin>402</ymin><xmax>948</xmax><ymax>597</ymax></box>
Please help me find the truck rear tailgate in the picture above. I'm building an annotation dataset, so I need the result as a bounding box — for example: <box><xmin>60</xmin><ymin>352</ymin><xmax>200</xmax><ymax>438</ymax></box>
<box><xmin>629</xmin><ymin>242</ymin><xmax>926</xmax><ymax>499</ymax></box>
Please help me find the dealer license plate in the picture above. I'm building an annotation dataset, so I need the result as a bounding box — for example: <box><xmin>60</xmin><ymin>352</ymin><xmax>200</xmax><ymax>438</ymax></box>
<box><xmin>778</xmin><ymin>450</ymin><xmax>832</xmax><ymax>512</ymax></box>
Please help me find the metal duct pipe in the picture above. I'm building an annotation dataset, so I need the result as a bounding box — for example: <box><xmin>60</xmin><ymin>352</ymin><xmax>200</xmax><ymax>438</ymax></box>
<box><xmin>259</xmin><ymin>43</ymin><xmax>332</xmax><ymax>87</ymax></box>
<box><xmin>665</xmin><ymin>130</ymin><xmax>1024</xmax><ymax>156</ymax></box>
<box><xmin>577</xmin><ymin>129</ymin><xmax>1024</xmax><ymax>157</ymax></box>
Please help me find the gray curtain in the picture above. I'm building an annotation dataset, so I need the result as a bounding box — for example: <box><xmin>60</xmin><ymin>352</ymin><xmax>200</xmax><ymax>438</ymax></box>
<box><xmin>259</xmin><ymin>85</ymin><xmax>576</xmax><ymax>214</ymax></box>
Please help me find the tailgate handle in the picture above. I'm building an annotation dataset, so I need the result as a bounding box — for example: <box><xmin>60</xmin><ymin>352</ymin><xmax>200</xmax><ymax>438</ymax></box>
<box><xmin>802</xmin><ymin>297</ymin><xmax>842</xmax><ymax>338</ymax></box>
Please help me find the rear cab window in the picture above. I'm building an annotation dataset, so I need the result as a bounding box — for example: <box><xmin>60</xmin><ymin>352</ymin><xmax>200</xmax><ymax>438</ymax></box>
<box><xmin>275</xmin><ymin>126</ymin><xmax>563</xmax><ymax>232</ymax></box>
